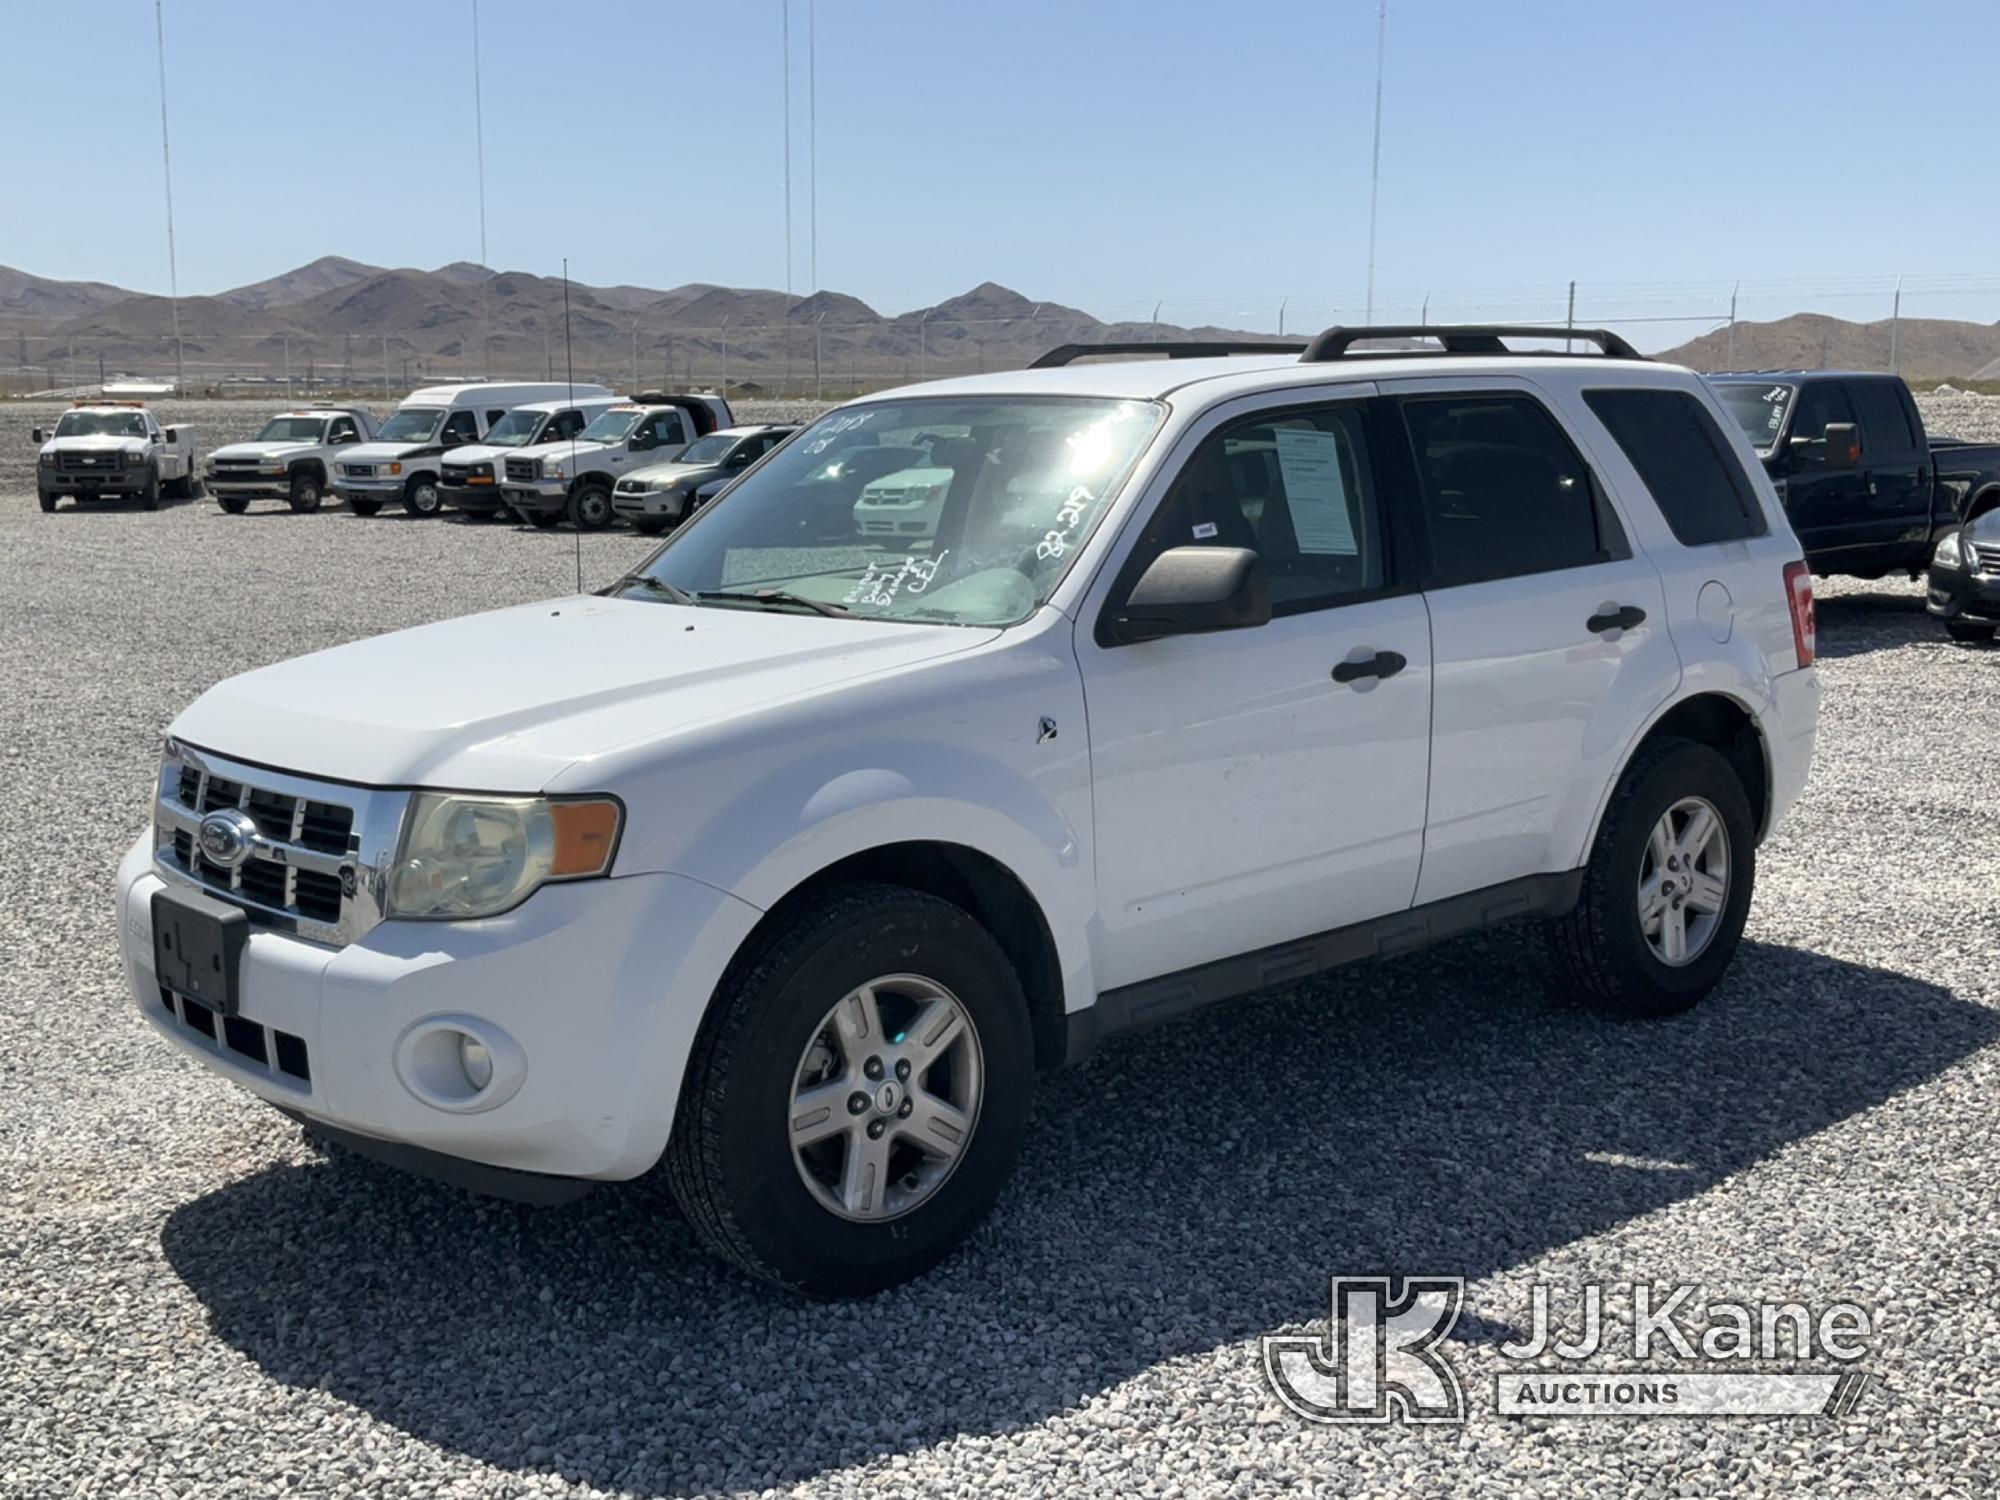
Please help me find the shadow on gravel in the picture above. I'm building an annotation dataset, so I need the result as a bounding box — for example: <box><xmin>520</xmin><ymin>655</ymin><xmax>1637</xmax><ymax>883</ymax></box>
<box><xmin>1813</xmin><ymin>585</ymin><xmax>1945</xmax><ymax>659</ymax></box>
<box><xmin>162</xmin><ymin>932</ymin><xmax>1995</xmax><ymax>1495</ymax></box>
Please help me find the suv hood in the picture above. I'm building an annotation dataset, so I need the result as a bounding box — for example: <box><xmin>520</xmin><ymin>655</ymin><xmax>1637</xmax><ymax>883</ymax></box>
<box><xmin>626</xmin><ymin>458</ymin><xmax>715</xmax><ymax>488</ymax></box>
<box><xmin>168</xmin><ymin>596</ymin><xmax>997</xmax><ymax>792</ymax></box>
<box><xmin>211</xmin><ymin>439</ymin><xmax>318</xmax><ymax>461</ymax></box>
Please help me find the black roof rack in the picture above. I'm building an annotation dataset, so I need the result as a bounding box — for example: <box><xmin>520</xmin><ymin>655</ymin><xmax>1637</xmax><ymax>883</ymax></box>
<box><xmin>1029</xmin><ymin>340</ymin><xmax>1308</xmax><ymax>369</ymax></box>
<box><xmin>1299</xmin><ymin>324</ymin><xmax>1645</xmax><ymax>363</ymax></box>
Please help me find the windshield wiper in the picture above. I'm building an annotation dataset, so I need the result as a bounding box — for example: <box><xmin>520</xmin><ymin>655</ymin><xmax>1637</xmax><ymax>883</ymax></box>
<box><xmin>696</xmin><ymin>588</ymin><xmax>849</xmax><ymax>617</ymax></box>
<box><xmin>609</xmin><ymin>574</ymin><xmax>698</xmax><ymax>605</ymax></box>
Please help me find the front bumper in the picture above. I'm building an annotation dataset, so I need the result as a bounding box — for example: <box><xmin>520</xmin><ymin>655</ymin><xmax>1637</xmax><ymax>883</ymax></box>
<box><xmin>1763</xmin><ymin>667</ymin><xmax>1820</xmax><ymax>841</ymax></box>
<box><xmin>42</xmin><ymin>466</ymin><xmax>150</xmax><ymax>495</ymax></box>
<box><xmin>207</xmin><ymin>474</ymin><xmax>292</xmax><ymax>500</ymax></box>
<box><xmin>443</xmin><ymin>481</ymin><xmax>507</xmax><ymax>514</ymax></box>
<box><xmin>117</xmin><ymin>833</ymin><xmax>762</xmax><ymax>1184</ymax></box>
<box><xmin>610</xmin><ymin>488</ymin><xmax>690</xmax><ymax>521</ymax></box>
<box><xmin>333</xmin><ymin>475</ymin><xmax>405</xmax><ymax>502</ymax></box>
<box><xmin>502</xmin><ymin>480</ymin><xmax>571</xmax><ymax>517</ymax></box>
<box><xmin>1925</xmin><ymin>563</ymin><xmax>2000</xmax><ymax>623</ymax></box>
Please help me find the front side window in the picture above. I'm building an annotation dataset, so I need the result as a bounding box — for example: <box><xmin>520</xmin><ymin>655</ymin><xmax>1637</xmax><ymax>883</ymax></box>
<box><xmin>633</xmin><ymin>410</ymin><xmax>686</xmax><ymax>449</ymax></box>
<box><xmin>327</xmin><ymin>417</ymin><xmax>359</xmax><ymax>444</ymax></box>
<box><xmin>1122</xmin><ymin>403</ymin><xmax>1385</xmax><ymax>615</ymax></box>
<box><xmin>579</xmin><ymin>408</ymin><xmax>647</xmax><ymax>446</ymax></box>
<box><xmin>1850</xmin><ymin>380</ymin><xmax>1919</xmax><ymax>455</ymax></box>
<box><xmin>376</xmin><ymin>407</ymin><xmax>443</xmax><ymax>443</ymax></box>
<box><xmin>1789</xmin><ymin>382</ymin><xmax>1856</xmax><ymax>444</ymax></box>
<box><xmin>624</xmin><ymin>396</ymin><xmax>1162</xmax><ymax>627</ymax></box>
<box><xmin>1399</xmin><ymin>393</ymin><xmax>1614</xmax><ymax>588</ymax></box>
<box><xmin>676</xmin><ymin>433</ymin><xmax>738</xmax><ymax>466</ymax></box>
<box><xmin>1585</xmin><ymin>388</ymin><xmax>1767</xmax><ymax>547</ymax></box>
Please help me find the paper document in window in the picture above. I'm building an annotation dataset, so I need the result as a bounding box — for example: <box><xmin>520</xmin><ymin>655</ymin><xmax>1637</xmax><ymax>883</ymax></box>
<box><xmin>1273</xmin><ymin>428</ymin><xmax>1359</xmax><ymax>555</ymax></box>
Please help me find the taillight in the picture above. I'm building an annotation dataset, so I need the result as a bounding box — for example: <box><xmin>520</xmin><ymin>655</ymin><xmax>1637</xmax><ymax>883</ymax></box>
<box><xmin>1783</xmin><ymin>560</ymin><xmax>1816</xmax><ymax>668</ymax></box>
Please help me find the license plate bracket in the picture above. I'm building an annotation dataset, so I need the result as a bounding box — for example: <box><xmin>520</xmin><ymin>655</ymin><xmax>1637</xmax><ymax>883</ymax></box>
<box><xmin>152</xmin><ymin>887</ymin><xmax>248</xmax><ymax>1016</ymax></box>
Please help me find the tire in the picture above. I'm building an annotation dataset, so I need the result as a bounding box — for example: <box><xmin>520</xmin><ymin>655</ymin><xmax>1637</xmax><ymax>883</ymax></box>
<box><xmin>287</xmin><ymin>470</ymin><xmax>325</xmax><ymax>513</ymax></box>
<box><xmin>216</xmin><ymin>494</ymin><xmax>250</xmax><ymax>515</ymax></box>
<box><xmin>526</xmin><ymin>510</ymin><xmax>560</xmax><ymax>530</ymax></box>
<box><xmin>402</xmin><ymin>474</ymin><xmax>443</xmax><ymax>517</ymax></box>
<box><xmin>38</xmin><ymin>489</ymin><xmax>57</xmax><ymax>513</ymax></box>
<box><xmin>666</xmin><ymin>883</ymin><xmax>1034</xmax><ymax>1297</ymax></box>
<box><xmin>1946</xmin><ymin>618</ymin><xmax>1995</xmax><ymax>644</ymax></box>
<box><xmin>1545</xmin><ymin>737</ymin><xmax>1755</xmax><ymax>1020</ymax></box>
<box><xmin>347</xmin><ymin>497</ymin><xmax>383</xmax><ymax>518</ymax></box>
<box><xmin>568</xmin><ymin>481</ymin><xmax>614</xmax><ymax>531</ymax></box>
<box><xmin>139</xmin><ymin>469</ymin><xmax>161</xmax><ymax>511</ymax></box>
<box><xmin>631</xmin><ymin>518</ymin><xmax>667</xmax><ymax>537</ymax></box>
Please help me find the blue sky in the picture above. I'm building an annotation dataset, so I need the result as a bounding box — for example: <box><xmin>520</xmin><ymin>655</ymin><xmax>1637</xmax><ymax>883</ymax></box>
<box><xmin>8</xmin><ymin>0</ymin><xmax>2000</xmax><ymax>340</ymax></box>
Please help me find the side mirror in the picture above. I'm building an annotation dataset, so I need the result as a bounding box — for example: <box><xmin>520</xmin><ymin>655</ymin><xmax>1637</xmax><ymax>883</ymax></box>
<box><xmin>1820</xmin><ymin>421</ymin><xmax>1860</xmax><ymax>468</ymax></box>
<box><xmin>30</xmin><ymin>427</ymin><xmax>43</xmax><ymax>444</ymax></box>
<box><xmin>1106</xmin><ymin>546</ymin><xmax>1270</xmax><ymax>644</ymax></box>
<box><xmin>628</xmin><ymin>434</ymin><xmax>652</xmax><ymax>451</ymax></box>
<box><xmin>155</xmin><ymin>430</ymin><xmax>168</xmax><ymax>443</ymax></box>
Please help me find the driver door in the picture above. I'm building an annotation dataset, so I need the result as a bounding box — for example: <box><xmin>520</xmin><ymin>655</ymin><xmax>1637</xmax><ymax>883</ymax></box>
<box><xmin>1077</xmin><ymin>389</ymin><xmax>1433</xmax><ymax>992</ymax></box>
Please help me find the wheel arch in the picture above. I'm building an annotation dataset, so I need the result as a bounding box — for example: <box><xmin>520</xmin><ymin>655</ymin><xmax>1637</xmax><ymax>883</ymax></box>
<box><xmin>290</xmin><ymin>457</ymin><xmax>327</xmax><ymax>483</ymax></box>
<box><xmin>727</xmin><ymin>841</ymin><xmax>1070</xmax><ymax>1073</ymax></box>
<box><xmin>1591</xmin><ymin>690</ymin><xmax>1772</xmax><ymax>851</ymax></box>
<box><xmin>1964</xmin><ymin>484</ymin><xmax>2000</xmax><ymax>526</ymax></box>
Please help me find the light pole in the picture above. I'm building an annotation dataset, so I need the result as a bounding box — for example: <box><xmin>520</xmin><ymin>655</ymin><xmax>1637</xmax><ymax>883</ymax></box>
<box><xmin>1363</xmin><ymin>0</ymin><xmax>1387</xmax><ymax>324</ymax></box>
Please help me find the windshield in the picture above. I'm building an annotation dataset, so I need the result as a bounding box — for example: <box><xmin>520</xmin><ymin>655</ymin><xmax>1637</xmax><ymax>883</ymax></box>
<box><xmin>253</xmin><ymin>416</ymin><xmax>329</xmax><ymax>443</ymax></box>
<box><xmin>481</xmin><ymin>408</ymin><xmax>549</xmax><ymax>448</ymax></box>
<box><xmin>53</xmin><ymin>410</ymin><xmax>147</xmax><ymax>438</ymax></box>
<box><xmin>376</xmin><ymin>406</ymin><xmax>444</xmax><ymax>443</ymax></box>
<box><xmin>1712</xmin><ymin>382</ymin><xmax>1793</xmax><ymax>451</ymax></box>
<box><xmin>578</xmin><ymin>409</ymin><xmax>646</xmax><ymax>444</ymax></box>
<box><xmin>674</xmin><ymin>434</ymin><xmax>738</xmax><ymax>466</ymax></box>
<box><xmin>621</xmin><ymin>396</ymin><xmax>1163</xmax><ymax>628</ymax></box>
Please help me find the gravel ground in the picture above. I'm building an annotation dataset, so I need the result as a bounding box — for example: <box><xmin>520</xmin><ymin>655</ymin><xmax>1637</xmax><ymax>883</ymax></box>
<box><xmin>4</xmin><ymin>434</ymin><xmax>2000</xmax><ymax>1498</ymax></box>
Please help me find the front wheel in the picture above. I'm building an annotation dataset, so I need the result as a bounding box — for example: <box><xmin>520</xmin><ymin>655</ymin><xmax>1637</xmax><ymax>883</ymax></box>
<box><xmin>1545</xmin><ymin>738</ymin><xmax>1754</xmax><ymax>1019</ymax></box>
<box><xmin>139</xmin><ymin>470</ymin><xmax>161</xmax><ymax>510</ymax></box>
<box><xmin>288</xmin><ymin>471</ymin><xmax>325</xmax><ymax>513</ymax></box>
<box><xmin>1946</xmin><ymin>618</ymin><xmax>1995</xmax><ymax>644</ymax></box>
<box><xmin>403</xmin><ymin>475</ymin><xmax>442</xmax><ymax>517</ymax></box>
<box><xmin>526</xmin><ymin>510</ymin><xmax>560</xmax><ymax>530</ymax></box>
<box><xmin>666</xmin><ymin>883</ymin><xmax>1033</xmax><ymax>1296</ymax></box>
<box><xmin>38</xmin><ymin>490</ymin><xmax>57</xmax><ymax>513</ymax></box>
<box><xmin>347</xmin><ymin>497</ymin><xmax>383</xmax><ymax>518</ymax></box>
<box><xmin>215</xmin><ymin>494</ymin><xmax>250</xmax><ymax>515</ymax></box>
<box><xmin>569</xmin><ymin>481</ymin><xmax>614</xmax><ymax>531</ymax></box>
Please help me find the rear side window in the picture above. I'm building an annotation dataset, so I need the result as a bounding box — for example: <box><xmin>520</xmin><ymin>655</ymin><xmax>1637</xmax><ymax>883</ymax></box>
<box><xmin>1399</xmin><ymin>394</ymin><xmax>1615</xmax><ymax>588</ymax></box>
<box><xmin>1584</xmin><ymin>388</ymin><xmax>1768</xmax><ymax>547</ymax></box>
<box><xmin>1850</xmin><ymin>381</ymin><xmax>1920</xmax><ymax>455</ymax></box>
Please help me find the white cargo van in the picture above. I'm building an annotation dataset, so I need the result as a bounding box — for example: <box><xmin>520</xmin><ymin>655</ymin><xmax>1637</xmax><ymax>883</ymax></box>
<box><xmin>332</xmin><ymin>383</ymin><xmax>609</xmax><ymax>517</ymax></box>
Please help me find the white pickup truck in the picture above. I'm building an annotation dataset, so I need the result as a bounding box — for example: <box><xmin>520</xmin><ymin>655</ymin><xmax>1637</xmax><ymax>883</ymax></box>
<box><xmin>118</xmin><ymin>327</ymin><xmax>1819</xmax><ymax>1297</ymax></box>
<box><xmin>34</xmin><ymin>402</ymin><xmax>200</xmax><ymax>512</ymax></box>
<box><xmin>205</xmin><ymin>405</ymin><xmax>377</xmax><ymax>514</ymax></box>
<box><xmin>500</xmin><ymin>392</ymin><xmax>734</xmax><ymax>530</ymax></box>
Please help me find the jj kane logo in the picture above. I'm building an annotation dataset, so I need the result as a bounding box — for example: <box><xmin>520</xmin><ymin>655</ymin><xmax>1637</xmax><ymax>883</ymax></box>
<box><xmin>1263</xmin><ymin>1279</ymin><xmax>1872</xmax><ymax>1424</ymax></box>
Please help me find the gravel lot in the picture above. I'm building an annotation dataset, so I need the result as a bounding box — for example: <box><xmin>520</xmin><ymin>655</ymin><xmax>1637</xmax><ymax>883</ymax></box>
<box><xmin>4</xmin><ymin>395</ymin><xmax>2000</xmax><ymax>1498</ymax></box>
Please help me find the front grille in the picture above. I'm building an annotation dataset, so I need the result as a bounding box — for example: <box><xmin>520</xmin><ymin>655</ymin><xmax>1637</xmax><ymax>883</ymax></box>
<box><xmin>341</xmin><ymin>462</ymin><xmax>374</xmax><ymax>478</ymax></box>
<box><xmin>442</xmin><ymin>463</ymin><xmax>471</xmax><ymax>483</ymax></box>
<box><xmin>214</xmin><ymin>457</ymin><xmax>269</xmax><ymax>471</ymax></box>
<box><xmin>58</xmin><ymin>451</ymin><xmax>128</xmax><ymax>471</ymax></box>
<box><xmin>162</xmin><ymin>761</ymin><xmax>355</xmax><ymax>927</ymax></box>
<box><xmin>1971</xmin><ymin>542</ymin><xmax>2000</xmax><ymax>572</ymax></box>
<box><xmin>505</xmin><ymin>457</ymin><xmax>540</xmax><ymax>483</ymax></box>
<box><xmin>160</xmin><ymin>987</ymin><xmax>312</xmax><ymax>1084</ymax></box>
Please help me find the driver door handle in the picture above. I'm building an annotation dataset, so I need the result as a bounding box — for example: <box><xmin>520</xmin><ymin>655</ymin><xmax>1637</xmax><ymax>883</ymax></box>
<box><xmin>1586</xmin><ymin>604</ymin><xmax>1647</xmax><ymax>633</ymax></box>
<box><xmin>1331</xmin><ymin>650</ymin><xmax>1407</xmax><ymax>684</ymax></box>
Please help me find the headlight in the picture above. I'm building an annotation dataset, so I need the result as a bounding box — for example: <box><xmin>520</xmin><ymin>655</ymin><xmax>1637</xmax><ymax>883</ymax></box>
<box><xmin>125</xmin><ymin>450</ymin><xmax>149</xmax><ymax>466</ymax></box>
<box><xmin>471</xmin><ymin>462</ymin><xmax>492</xmax><ymax>477</ymax></box>
<box><xmin>548</xmin><ymin>464</ymin><xmax>565</xmax><ymax>481</ymax></box>
<box><xmin>39</xmin><ymin>451</ymin><xmax>55</xmax><ymax>466</ymax></box>
<box><xmin>385</xmin><ymin>793</ymin><xmax>622</xmax><ymax>920</ymax></box>
<box><xmin>1934</xmin><ymin>532</ymin><xmax>1965</xmax><ymax>569</ymax></box>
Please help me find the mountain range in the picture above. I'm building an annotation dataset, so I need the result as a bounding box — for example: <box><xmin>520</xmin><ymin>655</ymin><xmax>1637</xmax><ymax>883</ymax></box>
<box><xmin>4</xmin><ymin>256</ymin><xmax>1997</xmax><ymax>390</ymax></box>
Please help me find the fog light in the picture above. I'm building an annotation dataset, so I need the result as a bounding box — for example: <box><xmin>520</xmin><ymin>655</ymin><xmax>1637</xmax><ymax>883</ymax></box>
<box><xmin>459</xmin><ymin>1036</ymin><xmax>494</xmax><ymax>1091</ymax></box>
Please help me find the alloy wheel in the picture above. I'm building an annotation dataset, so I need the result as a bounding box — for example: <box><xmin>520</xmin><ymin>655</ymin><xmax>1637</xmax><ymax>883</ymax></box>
<box><xmin>1638</xmin><ymin>795</ymin><xmax>1729</xmax><ymax>966</ymax></box>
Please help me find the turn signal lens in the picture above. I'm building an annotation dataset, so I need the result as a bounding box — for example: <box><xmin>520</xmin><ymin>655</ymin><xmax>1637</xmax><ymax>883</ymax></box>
<box><xmin>549</xmin><ymin>798</ymin><xmax>622</xmax><ymax>878</ymax></box>
<box><xmin>1783</xmin><ymin>560</ymin><xmax>1816</xmax><ymax>669</ymax></box>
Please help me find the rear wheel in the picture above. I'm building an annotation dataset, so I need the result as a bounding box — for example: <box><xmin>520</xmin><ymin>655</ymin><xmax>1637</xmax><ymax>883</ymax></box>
<box><xmin>667</xmin><ymin>884</ymin><xmax>1033</xmax><ymax>1296</ymax></box>
<box><xmin>216</xmin><ymin>494</ymin><xmax>250</xmax><ymax>515</ymax></box>
<box><xmin>403</xmin><ymin>475</ymin><xmax>442</xmax><ymax>517</ymax></box>
<box><xmin>1546</xmin><ymin>738</ymin><xmax>1755</xmax><ymax>1019</ymax></box>
<box><xmin>569</xmin><ymin>481</ymin><xmax>614</xmax><ymax>531</ymax></box>
<box><xmin>347</xmin><ymin>497</ymin><xmax>383</xmax><ymax>517</ymax></box>
<box><xmin>1946</xmin><ymin>618</ymin><xmax>1995</xmax><ymax>644</ymax></box>
<box><xmin>288</xmin><ymin>471</ymin><xmax>325</xmax><ymax>513</ymax></box>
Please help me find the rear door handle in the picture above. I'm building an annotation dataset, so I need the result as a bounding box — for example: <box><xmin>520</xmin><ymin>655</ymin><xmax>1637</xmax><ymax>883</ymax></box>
<box><xmin>1586</xmin><ymin>604</ymin><xmax>1647</xmax><ymax>634</ymax></box>
<box><xmin>1331</xmin><ymin>650</ymin><xmax>1408</xmax><ymax>684</ymax></box>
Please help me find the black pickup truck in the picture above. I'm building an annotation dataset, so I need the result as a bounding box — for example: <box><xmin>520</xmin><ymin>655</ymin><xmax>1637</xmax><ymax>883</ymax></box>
<box><xmin>1707</xmin><ymin>371</ymin><xmax>2000</xmax><ymax>581</ymax></box>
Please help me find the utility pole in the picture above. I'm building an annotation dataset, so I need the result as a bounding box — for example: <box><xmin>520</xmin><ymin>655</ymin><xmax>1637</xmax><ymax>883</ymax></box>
<box><xmin>808</xmin><ymin>0</ymin><xmax>818</xmax><ymax>294</ymax></box>
<box><xmin>1889</xmin><ymin>275</ymin><xmax>1903</xmax><ymax>374</ymax></box>
<box><xmin>472</xmin><ymin>0</ymin><xmax>490</xmax><ymax>377</ymax></box>
<box><xmin>781</xmin><ymin>0</ymin><xmax>793</xmax><ymax>296</ymax></box>
<box><xmin>918</xmin><ymin>310</ymin><xmax>931</xmax><ymax>381</ymax></box>
<box><xmin>814</xmin><ymin>311</ymin><xmax>825</xmax><ymax>400</ymax></box>
<box><xmin>1364</xmin><ymin>0</ymin><xmax>1387</xmax><ymax>323</ymax></box>
<box><xmin>283</xmin><ymin>334</ymin><xmax>292</xmax><ymax>401</ymax></box>
<box><xmin>382</xmin><ymin>335</ymin><xmax>391</xmax><ymax>400</ymax></box>
<box><xmin>1726</xmin><ymin>280</ymin><xmax>1739</xmax><ymax>368</ymax></box>
<box><xmin>154</xmin><ymin>0</ymin><xmax>185</xmax><ymax>391</ymax></box>
<box><xmin>720</xmin><ymin>316</ymin><xmax>732</xmax><ymax>394</ymax></box>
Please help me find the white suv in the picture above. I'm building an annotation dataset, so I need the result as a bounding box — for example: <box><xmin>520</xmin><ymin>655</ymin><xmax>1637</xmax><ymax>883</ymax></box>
<box><xmin>115</xmin><ymin>327</ymin><xmax>1819</xmax><ymax>1296</ymax></box>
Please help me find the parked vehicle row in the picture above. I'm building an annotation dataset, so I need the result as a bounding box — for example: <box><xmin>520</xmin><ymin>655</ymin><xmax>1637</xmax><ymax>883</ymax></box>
<box><xmin>33</xmin><ymin>402</ymin><xmax>200</xmax><ymax>511</ymax></box>
<box><xmin>121</xmin><ymin>326</ymin><xmax>1823</xmax><ymax>1295</ymax></box>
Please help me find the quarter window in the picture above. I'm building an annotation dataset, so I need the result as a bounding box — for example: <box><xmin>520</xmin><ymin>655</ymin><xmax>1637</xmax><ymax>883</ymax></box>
<box><xmin>1399</xmin><ymin>394</ymin><xmax>1616</xmax><ymax>588</ymax></box>
<box><xmin>1584</xmin><ymin>388</ymin><xmax>1768</xmax><ymax>547</ymax></box>
<box><xmin>1126</xmin><ymin>403</ymin><xmax>1386</xmax><ymax>615</ymax></box>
